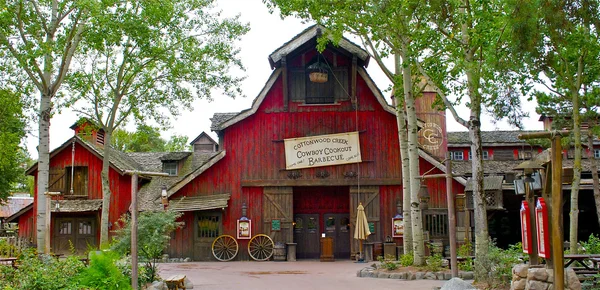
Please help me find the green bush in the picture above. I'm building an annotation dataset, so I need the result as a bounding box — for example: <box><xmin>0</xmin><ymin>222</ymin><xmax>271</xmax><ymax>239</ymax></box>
<box><xmin>78</xmin><ymin>250</ymin><xmax>132</xmax><ymax>290</ymax></box>
<box><xmin>475</xmin><ymin>240</ymin><xmax>522</xmax><ymax>288</ymax></box>
<box><xmin>582</xmin><ymin>234</ymin><xmax>600</xmax><ymax>254</ymax></box>
<box><xmin>0</xmin><ymin>250</ymin><xmax>85</xmax><ymax>290</ymax></box>
<box><xmin>457</xmin><ymin>243</ymin><xmax>474</xmax><ymax>271</ymax></box>
<box><xmin>115</xmin><ymin>256</ymin><xmax>153</xmax><ymax>286</ymax></box>
<box><xmin>425</xmin><ymin>253</ymin><xmax>444</xmax><ymax>272</ymax></box>
<box><xmin>111</xmin><ymin>210</ymin><xmax>181</xmax><ymax>282</ymax></box>
<box><xmin>377</xmin><ymin>255</ymin><xmax>399</xmax><ymax>270</ymax></box>
<box><xmin>399</xmin><ymin>252</ymin><xmax>414</xmax><ymax>267</ymax></box>
<box><xmin>0</xmin><ymin>239</ymin><xmax>22</xmax><ymax>258</ymax></box>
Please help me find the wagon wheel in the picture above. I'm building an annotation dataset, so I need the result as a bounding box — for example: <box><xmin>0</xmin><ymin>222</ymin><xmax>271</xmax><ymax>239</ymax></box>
<box><xmin>248</xmin><ymin>234</ymin><xmax>274</xmax><ymax>261</ymax></box>
<box><xmin>212</xmin><ymin>235</ymin><xmax>238</xmax><ymax>261</ymax></box>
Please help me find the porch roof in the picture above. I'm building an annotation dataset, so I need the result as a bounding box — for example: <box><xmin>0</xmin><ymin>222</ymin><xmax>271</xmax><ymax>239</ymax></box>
<box><xmin>51</xmin><ymin>199</ymin><xmax>103</xmax><ymax>213</ymax></box>
<box><xmin>168</xmin><ymin>194</ymin><xmax>230</xmax><ymax>212</ymax></box>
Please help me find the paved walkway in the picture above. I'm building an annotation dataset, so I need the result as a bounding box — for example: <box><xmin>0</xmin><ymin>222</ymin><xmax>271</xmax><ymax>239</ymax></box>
<box><xmin>157</xmin><ymin>260</ymin><xmax>445</xmax><ymax>290</ymax></box>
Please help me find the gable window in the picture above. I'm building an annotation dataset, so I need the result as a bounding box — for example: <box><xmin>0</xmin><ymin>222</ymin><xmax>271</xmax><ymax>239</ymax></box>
<box><xmin>595</xmin><ymin>149</ymin><xmax>600</xmax><ymax>159</ymax></box>
<box><xmin>163</xmin><ymin>161</ymin><xmax>178</xmax><ymax>176</ymax></box>
<box><xmin>451</xmin><ymin>151</ymin><xmax>464</xmax><ymax>161</ymax></box>
<box><xmin>289</xmin><ymin>56</ymin><xmax>349</xmax><ymax>105</ymax></box>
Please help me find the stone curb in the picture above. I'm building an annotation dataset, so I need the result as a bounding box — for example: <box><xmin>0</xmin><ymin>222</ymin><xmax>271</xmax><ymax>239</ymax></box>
<box><xmin>356</xmin><ymin>267</ymin><xmax>474</xmax><ymax>281</ymax></box>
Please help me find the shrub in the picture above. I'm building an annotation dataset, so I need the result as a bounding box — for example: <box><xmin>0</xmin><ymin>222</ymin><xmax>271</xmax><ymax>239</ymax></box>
<box><xmin>457</xmin><ymin>243</ymin><xmax>474</xmax><ymax>271</ymax></box>
<box><xmin>78</xmin><ymin>250</ymin><xmax>132</xmax><ymax>290</ymax></box>
<box><xmin>115</xmin><ymin>256</ymin><xmax>153</xmax><ymax>286</ymax></box>
<box><xmin>0</xmin><ymin>239</ymin><xmax>22</xmax><ymax>258</ymax></box>
<box><xmin>377</xmin><ymin>255</ymin><xmax>399</xmax><ymax>270</ymax></box>
<box><xmin>399</xmin><ymin>252</ymin><xmax>414</xmax><ymax>267</ymax></box>
<box><xmin>425</xmin><ymin>253</ymin><xmax>444</xmax><ymax>272</ymax></box>
<box><xmin>581</xmin><ymin>234</ymin><xmax>600</xmax><ymax>254</ymax></box>
<box><xmin>111</xmin><ymin>210</ymin><xmax>182</xmax><ymax>281</ymax></box>
<box><xmin>0</xmin><ymin>250</ymin><xmax>85</xmax><ymax>290</ymax></box>
<box><xmin>475</xmin><ymin>240</ymin><xmax>522</xmax><ymax>288</ymax></box>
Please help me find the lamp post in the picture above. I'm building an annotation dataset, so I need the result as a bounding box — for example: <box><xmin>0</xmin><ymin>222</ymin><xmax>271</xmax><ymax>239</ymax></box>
<box><xmin>514</xmin><ymin>160</ymin><xmax>544</xmax><ymax>266</ymax></box>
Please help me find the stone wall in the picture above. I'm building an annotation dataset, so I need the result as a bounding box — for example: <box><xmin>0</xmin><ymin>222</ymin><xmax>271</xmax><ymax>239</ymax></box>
<box><xmin>511</xmin><ymin>264</ymin><xmax>581</xmax><ymax>290</ymax></box>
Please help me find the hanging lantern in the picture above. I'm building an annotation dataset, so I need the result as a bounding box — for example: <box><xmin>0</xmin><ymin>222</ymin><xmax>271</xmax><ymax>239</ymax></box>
<box><xmin>307</xmin><ymin>55</ymin><xmax>329</xmax><ymax>83</ymax></box>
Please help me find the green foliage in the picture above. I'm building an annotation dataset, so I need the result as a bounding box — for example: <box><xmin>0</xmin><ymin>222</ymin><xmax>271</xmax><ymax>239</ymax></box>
<box><xmin>399</xmin><ymin>252</ymin><xmax>414</xmax><ymax>267</ymax></box>
<box><xmin>425</xmin><ymin>253</ymin><xmax>443</xmax><ymax>272</ymax></box>
<box><xmin>78</xmin><ymin>251</ymin><xmax>132</xmax><ymax>290</ymax></box>
<box><xmin>115</xmin><ymin>256</ymin><xmax>153</xmax><ymax>287</ymax></box>
<box><xmin>112</xmin><ymin>125</ymin><xmax>190</xmax><ymax>152</ymax></box>
<box><xmin>0</xmin><ymin>239</ymin><xmax>22</xmax><ymax>258</ymax></box>
<box><xmin>457</xmin><ymin>243</ymin><xmax>474</xmax><ymax>272</ymax></box>
<box><xmin>111</xmin><ymin>210</ymin><xmax>182</xmax><ymax>281</ymax></box>
<box><xmin>0</xmin><ymin>89</ymin><xmax>26</xmax><ymax>200</ymax></box>
<box><xmin>582</xmin><ymin>234</ymin><xmax>600</xmax><ymax>254</ymax></box>
<box><xmin>475</xmin><ymin>241</ymin><xmax>523</xmax><ymax>288</ymax></box>
<box><xmin>377</xmin><ymin>255</ymin><xmax>399</xmax><ymax>270</ymax></box>
<box><xmin>0</xmin><ymin>250</ymin><xmax>85</xmax><ymax>290</ymax></box>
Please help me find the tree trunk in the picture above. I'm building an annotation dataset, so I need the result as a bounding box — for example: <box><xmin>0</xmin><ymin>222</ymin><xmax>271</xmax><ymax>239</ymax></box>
<box><xmin>470</xmin><ymin>123</ymin><xmax>489</xmax><ymax>258</ymax></box>
<box><xmin>100</xmin><ymin>129</ymin><xmax>113</xmax><ymax>246</ymax></box>
<box><xmin>393</xmin><ymin>54</ymin><xmax>412</xmax><ymax>254</ymax></box>
<box><xmin>587</xmin><ymin>131</ymin><xmax>600</xmax><ymax>228</ymax></box>
<box><xmin>569</xmin><ymin>91</ymin><xmax>582</xmax><ymax>254</ymax></box>
<box><xmin>36</xmin><ymin>93</ymin><xmax>52</xmax><ymax>253</ymax></box>
<box><xmin>402</xmin><ymin>45</ymin><xmax>424</xmax><ymax>265</ymax></box>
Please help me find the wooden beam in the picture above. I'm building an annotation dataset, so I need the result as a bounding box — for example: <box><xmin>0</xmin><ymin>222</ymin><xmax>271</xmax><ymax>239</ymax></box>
<box><xmin>241</xmin><ymin>178</ymin><xmax>402</xmax><ymax>187</ymax></box>
<box><xmin>282</xmin><ymin>56</ymin><xmax>288</xmax><ymax>112</ymax></box>
<box><xmin>351</xmin><ymin>55</ymin><xmax>357</xmax><ymax>109</ymax></box>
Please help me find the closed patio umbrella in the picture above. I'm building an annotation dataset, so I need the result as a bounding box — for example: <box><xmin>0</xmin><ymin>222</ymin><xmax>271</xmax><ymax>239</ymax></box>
<box><xmin>354</xmin><ymin>202</ymin><xmax>371</xmax><ymax>261</ymax></box>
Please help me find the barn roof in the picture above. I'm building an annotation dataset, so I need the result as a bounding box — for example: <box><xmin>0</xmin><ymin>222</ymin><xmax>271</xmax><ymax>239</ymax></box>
<box><xmin>464</xmin><ymin>176</ymin><xmax>504</xmax><ymax>191</ymax></box>
<box><xmin>268</xmin><ymin>25</ymin><xmax>370</xmax><ymax>69</ymax></box>
<box><xmin>0</xmin><ymin>196</ymin><xmax>33</xmax><ymax>219</ymax></box>
<box><xmin>50</xmin><ymin>199</ymin><xmax>103</xmax><ymax>212</ymax></box>
<box><xmin>26</xmin><ymin>136</ymin><xmax>141</xmax><ymax>175</ymax></box>
<box><xmin>447</xmin><ymin>130</ymin><xmax>546</xmax><ymax>146</ymax></box>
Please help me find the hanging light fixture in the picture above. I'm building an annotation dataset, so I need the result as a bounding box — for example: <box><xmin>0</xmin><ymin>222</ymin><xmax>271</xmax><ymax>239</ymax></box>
<box><xmin>308</xmin><ymin>54</ymin><xmax>329</xmax><ymax>83</ymax></box>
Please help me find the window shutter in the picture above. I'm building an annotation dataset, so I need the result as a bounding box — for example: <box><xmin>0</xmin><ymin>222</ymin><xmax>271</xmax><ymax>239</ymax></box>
<box><xmin>289</xmin><ymin>69</ymin><xmax>305</xmax><ymax>102</ymax></box>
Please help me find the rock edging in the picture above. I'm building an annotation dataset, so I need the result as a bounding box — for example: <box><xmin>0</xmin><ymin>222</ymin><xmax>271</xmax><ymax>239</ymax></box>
<box><xmin>356</xmin><ymin>267</ymin><xmax>474</xmax><ymax>281</ymax></box>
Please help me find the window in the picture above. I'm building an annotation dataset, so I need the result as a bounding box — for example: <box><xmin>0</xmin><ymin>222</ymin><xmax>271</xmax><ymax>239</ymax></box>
<box><xmin>197</xmin><ymin>214</ymin><xmax>220</xmax><ymax>238</ymax></box>
<box><xmin>163</xmin><ymin>161</ymin><xmax>178</xmax><ymax>176</ymax></box>
<box><xmin>595</xmin><ymin>149</ymin><xmax>600</xmax><ymax>159</ymax></box>
<box><xmin>451</xmin><ymin>151</ymin><xmax>464</xmax><ymax>160</ymax></box>
<box><xmin>288</xmin><ymin>59</ymin><xmax>349</xmax><ymax>105</ymax></box>
<box><xmin>468</xmin><ymin>151</ymin><xmax>489</xmax><ymax>160</ymax></box>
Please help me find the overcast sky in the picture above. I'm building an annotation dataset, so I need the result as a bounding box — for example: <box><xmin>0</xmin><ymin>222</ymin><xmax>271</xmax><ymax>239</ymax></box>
<box><xmin>25</xmin><ymin>0</ymin><xmax>542</xmax><ymax>158</ymax></box>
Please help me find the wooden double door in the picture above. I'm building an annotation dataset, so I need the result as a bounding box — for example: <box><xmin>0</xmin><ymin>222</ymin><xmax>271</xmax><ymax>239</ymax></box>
<box><xmin>293</xmin><ymin>213</ymin><xmax>350</xmax><ymax>259</ymax></box>
<box><xmin>53</xmin><ymin>216</ymin><xmax>97</xmax><ymax>255</ymax></box>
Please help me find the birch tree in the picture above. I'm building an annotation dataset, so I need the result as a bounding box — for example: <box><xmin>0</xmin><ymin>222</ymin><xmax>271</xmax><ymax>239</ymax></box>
<box><xmin>0</xmin><ymin>0</ymin><xmax>100</xmax><ymax>252</ymax></box>
<box><xmin>264</xmin><ymin>0</ymin><xmax>427</xmax><ymax>264</ymax></box>
<box><xmin>66</xmin><ymin>0</ymin><xmax>248</xmax><ymax>245</ymax></box>
<box><xmin>509</xmin><ymin>0</ymin><xmax>600</xmax><ymax>250</ymax></box>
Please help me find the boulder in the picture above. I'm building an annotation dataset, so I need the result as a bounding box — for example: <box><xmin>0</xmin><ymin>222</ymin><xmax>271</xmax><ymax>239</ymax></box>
<box><xmin>147</xmin><ymin>281</ymin><xmax>167</xmax><ymax>290</ymax></box>
<box><xmin>526</xmin><ymin>280</ymin><xmax>549</xmax><ymax>290</ymax></box>
<box><xmin>527</xmin><ymin>268</ymin><xmax>549</xmax><ymax>282</ymax></box>
<box><xmin>511</xmin><ymin>278</ymin><xmax>526</xmax><ymax>290</ymax></box>
<box><xmin>440</xmin><ymin>278</ymin><xmax>477</xmax><ymax>290</ymax></box>
<box><xmin>184</xmin><ymin>277</ymin><xmax>193</xmax><ymax>289</ymax></box>
<box><xmin>514</xmin><ymin>264</ymin><xmax>530</xmax><ymax>278</ymax></box>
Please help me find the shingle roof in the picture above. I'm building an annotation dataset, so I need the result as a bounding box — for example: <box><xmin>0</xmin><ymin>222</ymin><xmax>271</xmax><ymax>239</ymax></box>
<box><xmin>448</xmin><ymin>130</ymin><xmax>546</xmax><ymax>145</ymax></box>
<box><xmin>464</xmin><ymin>176</ymin><xmax>504</xmax><ymax>191</ymax></box>
<box><xmin>159</xmin><ymin>152</ymin><xmax>191</xmax><ymax>161</ymax></box>
<box><xmin>210</xmin><ymin>113</ymin><xmax>238</xmax><ymax>131</ymax></box>
<box><xmin>80</xmin><ymin>138</ymin><xmax>141</xmax><ymax>172</ymax></box>
<box><xmin>169</xmin><ymin>194</ymin><xmax>230</xmax><ymax>212</ymax></box>
<box><xmin>127</xmin><ymin>152</ymin><xmax>165</xmax><ymax>172</ymax></box>
<box><xmin>51</xmin><ymin>199</ymin><xmax>102</xmax><ymax>212</ymax></box>
<box><xmin>452</xmin><ymin>160</ymin><xmax>524</xmax><ymax>176</ymax></box>
<box><xmin>0</xmin><ymin>197</ymin><xmax>33</xmax><ymax>218</ymax></box>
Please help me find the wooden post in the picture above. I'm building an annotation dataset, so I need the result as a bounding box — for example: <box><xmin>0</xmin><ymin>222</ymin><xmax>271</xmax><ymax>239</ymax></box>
<box><xmin>446</xmin><ymin>155</ymin><xmax>458</xmax><ymax>277</ymax></box>
<box><xmin>131</xmin><ymin>173</ymin><xmax>138</xmax><ymax>290</ymax></box>
<box><xmin>551</xmin><ymin>135</ymin><xmax>564</xmax><ymax>290</ymax></box>
<box><xmin>525</xmin><ymin>180</ymin><xmax>539</xmax><ymax>265</ymax></box>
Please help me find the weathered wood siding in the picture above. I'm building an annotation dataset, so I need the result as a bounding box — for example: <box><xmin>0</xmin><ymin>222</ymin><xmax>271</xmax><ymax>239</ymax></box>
<box><xmin>29</xmin><ymin>141</ymin><xmax>132</xmax><ymax>243</ymax></box>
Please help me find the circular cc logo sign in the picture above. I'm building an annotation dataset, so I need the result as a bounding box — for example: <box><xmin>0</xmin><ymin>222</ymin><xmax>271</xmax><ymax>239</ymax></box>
<box><xmin>418</xmin><ymin>123</ymin><xmax>443</xmax><ymax>151</ymax></box>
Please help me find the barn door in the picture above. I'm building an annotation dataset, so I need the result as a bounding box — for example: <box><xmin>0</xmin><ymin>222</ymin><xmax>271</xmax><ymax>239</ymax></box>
<box><xmin>262</xmin><ymin>187</ymin><xmax>293</xmax><ymax>243</ymax></box>
<box><xmin>350</xmin><ymin>186</ymin><xmax>380</xmax><ymax>258</ymax></box>
<box><xmin>53</xmin><ymin>216</ymin><xmax>97</xmax><ymax>255</ymax></box>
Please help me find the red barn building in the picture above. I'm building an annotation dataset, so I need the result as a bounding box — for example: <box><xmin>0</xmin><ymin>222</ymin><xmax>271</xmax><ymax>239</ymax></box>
<box><xmin>15</xmin><ymin>25</ymin><xmax>467</xmax><ymax>260</ymax></box>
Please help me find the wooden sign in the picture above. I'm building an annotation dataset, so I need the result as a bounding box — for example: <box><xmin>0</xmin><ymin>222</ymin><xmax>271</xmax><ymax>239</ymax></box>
<box><xmin>392</xmin><ymin>217</ymin><xmax>404</xmax><ymax>238</ymax></box>
<box><xmin>271</xmin><ymin>219</ymin><xmax>281</xmax><ymax>231</ymax></box>
<box><xmin>284</xmin><ymin>132</ymin><xmax>362</xmax><ymax>170</ymax></box>
<box><xmin>237</xmin><ymin>219</ymin><xmax>251</xmax><ymax>240</ymax></box>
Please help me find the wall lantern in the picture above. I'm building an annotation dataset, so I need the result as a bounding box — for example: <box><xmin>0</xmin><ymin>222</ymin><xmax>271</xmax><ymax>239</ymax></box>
<box><xmin>307</xmin><ymin>54</ymin><xmax>329</xmax><ymax>83</ymax></box>
<box><xmin>418</xmin><ymin>183</ymin><xmax>431</xmax><ymax>210</ymax></box>
<box><xmin>161</xmin><ymin>185</ymin><xmax>168</xmax><ymax>208</ymax></box>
